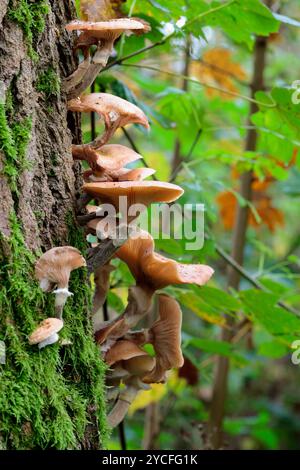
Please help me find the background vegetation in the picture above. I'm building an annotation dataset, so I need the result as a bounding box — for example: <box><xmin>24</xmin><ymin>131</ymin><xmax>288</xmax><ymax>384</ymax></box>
<box><xmin>78</xmin><ymin>0</ymin><xmax>300</xmax><ymax>450</ymax></box>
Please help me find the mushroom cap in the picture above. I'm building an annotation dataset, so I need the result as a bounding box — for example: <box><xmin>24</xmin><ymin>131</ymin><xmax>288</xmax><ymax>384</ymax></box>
<box><xmin>118</xmin><ymin>167</ymin><xmax>156</xmax><ymax>181</ymax></box>
<box><xmin>83</xmin><ymin>167</ymin><xmax>155</xmax><ymax>182</ymax></box>
<box><xmin>116</xmin><ymin>231</ymin><xmax>214</xmax><ymax>289</ymax></box>
<box><xmin>66</xmin><ymin>18</ymin><xmax>148</xmax><ymax>40</ymax></box>
<box><xmin>82</xmin><ymin>181</ymin><xmax>184</xmax><ymax>209</ymax></box>
<box><xmin>68</xmin><ymin>93</ymin><xmax>150</xmax><ymax>129</ymax></box>
<box><xmin>143</xmin><ymin>294</ymin><xmax>184</xmax><ymax>383</ymax></box>
<box><xmin>105</xmin><ymin>339</ymin><xmax>147</xmax><ymax>366</ymax></box>
<box><xmin>94</xmin><ymin>144</ymin><xmax>142</xmax><ymax>172</ymax></box>
<box><xmin>35</xmin><ymin>246</ymin><xmax>86</xmax><ymax>290</ymax></box>
<box><xmin>124</xmin><ymin>354</ymin><xmax>156</xmax><ymax>377</ymax></box>
<box><xmin>29</xmin><ymin>318</ymin><xmax>64</xmax><ymax>345</ymax></box>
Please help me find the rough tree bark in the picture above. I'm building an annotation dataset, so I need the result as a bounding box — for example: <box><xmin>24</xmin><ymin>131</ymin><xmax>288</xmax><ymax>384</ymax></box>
<box><xmin>0</xmin><ymin>0</ymin><xmax>108</xmax><ymax>450</ymax></box>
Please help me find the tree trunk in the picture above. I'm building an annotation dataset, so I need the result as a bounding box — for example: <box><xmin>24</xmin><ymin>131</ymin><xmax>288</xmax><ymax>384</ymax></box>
<box><xmin>0</xmin><ymin>0</ymin><xmax>108</xmax><ymax>450</ymax></box>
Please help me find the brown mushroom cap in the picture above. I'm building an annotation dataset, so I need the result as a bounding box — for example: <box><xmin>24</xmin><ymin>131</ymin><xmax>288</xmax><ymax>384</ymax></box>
<box><xmin>118</xmin><ymin>167</ymin><xmax>156</xmax><ymax>181</ymax></box>
<box><xmin>35</xmin><ymin>246</ymin><xmax>86</xmax><ymax>291</ymax></box>
<box><xmin>68</xmin><ymin>93</ymin><xmax>149</xmax><ymax>130</ymax></box>
<box><xmin>82</xmin><ymin>181</ymin><xmax>184</xmax><ymax>209</ymax></box>
<box><xmin>83</xmin><ymin>167</ymin><xmax>155</xmax><ymax>182</ymax></box>
<box><xmin>124</xmin><ymin>354</ymin><xmax>156</xmax><ymax>377</ymax></box>
<box><xmin>143</xmin><ymin>294</ymin><xmax>184</xmax><ymax>383</ymax></box>
<box><xmin>116</xmin><ymin>231</ymin><xmax>214</xmax><ymax>289</ymax></box>
<box><xmin>66</xmin><ymin>18</ymin><xmax>149</xmax><ymax>40</ymax></box>
<box><xmin>105</xmin><ymin>339</ymin><xmax>147</xmax><ymax>366</ymax></box>
<box><xmin>29</xmin><ymin>318</ymin><xmax>64</xmax><ymax>345</ymax></box>
<box><xmin>94</xmin><ymin>144</ymin><xmax>142</xmax><ymax>172</ymax></box>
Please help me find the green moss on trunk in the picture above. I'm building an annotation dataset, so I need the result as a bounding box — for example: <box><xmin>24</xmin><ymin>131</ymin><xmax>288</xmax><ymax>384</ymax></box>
<box><xmin>0</xmin><ymin>213</ymin><xmax>109</xmax><ymax>449</ymax></box>
<box><xmin>8</xmin><ymin>0</ymin><xmax>50</xmax><ymax>61</ymax></box>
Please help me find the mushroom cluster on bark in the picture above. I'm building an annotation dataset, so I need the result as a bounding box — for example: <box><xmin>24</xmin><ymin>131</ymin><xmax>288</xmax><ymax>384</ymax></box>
<box><xmin>28</xmin><ymin>13</ymin><xmax>214</xmax><ymax>428</ymax></box>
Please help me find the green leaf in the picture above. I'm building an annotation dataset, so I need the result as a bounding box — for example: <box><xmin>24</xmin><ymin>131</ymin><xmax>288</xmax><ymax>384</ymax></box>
<box><xmin>252</xmin><ymin>87</ymin><xmax>300</xmax><ymax>163</ymax></box>
<box><xmin>240</xmin><ymin>290</ymin><xmax>300</xmax><ymax>341</ymax></box>
<box><xmin>107</xmin><ymin>291</ymin><xmax>125</xmax><ymax>313</ymax></box>
<box><xmin>186</xmin><ymin>338</ymin><xmax>248</xmax><ymax>365</ymax></box>
<box><xmin>204</xmin><ymin>0</ymin><xmax>280</xmax><ymax>48</ymax></box>
<box><xmin>257</xmin><ymin>341</ymin><xmax>288</xmax><ymax>359</ymax></box>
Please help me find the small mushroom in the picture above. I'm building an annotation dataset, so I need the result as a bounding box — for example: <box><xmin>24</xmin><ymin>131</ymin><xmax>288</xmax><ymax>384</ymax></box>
<box><xmin>143</xmin><ymin>294</ymin><xmax>184</xmax><ymax>383</ymax></box>
<box><xmin>28</xmin><ymin>318</ymin><xmax>64</xmax><ymax>349</ymax></box>
<box><xmin>105</xmin><ymin>339</ymin><xmax>148</xmax><ymax>366</ymax></box>
<box><xmin>64</xmin><ymin>19</ymin><xmax>150</xmax><ymax>99</ymax></box>
<box><xmin>73</xmin><ymin>143</ymin><xmax>143</xmax><ymax>176</ymax></box>
<box><xmin>68</xmin><ymin>93</ymin><xmax>149</xmax><ymax>149</ymax></box>
<box><xmin>35</xmin><ymin>246</ymin><xmax>86</xmax><ymax>319</ymax></box>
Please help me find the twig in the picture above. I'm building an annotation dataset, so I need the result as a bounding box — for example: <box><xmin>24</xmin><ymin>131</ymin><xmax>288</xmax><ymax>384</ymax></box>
<box><xmin>170</xmin><ymin>128</ymin><xmax>203</xmax><ymax>182</ymax></box>
<box><xmin>212</xmin><ymin>237</ymin><xmax>299</xmax><ymax>315</ymax></box>
<box><xmin>120</xmin><ymin>64</ymin><xmax>276</xmax><ymax>108</ymax></box>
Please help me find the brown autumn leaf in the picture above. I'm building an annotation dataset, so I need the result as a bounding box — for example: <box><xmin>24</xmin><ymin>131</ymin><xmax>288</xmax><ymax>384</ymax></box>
<box><xmin>191</xmin><ymin>48</ymin><xmax>247</xmax><ymax>99</ymax></box>
<box><xmin>80</xmin><ymin>0</ymin><xmax>125</xmax><ymax>21</ymax></box>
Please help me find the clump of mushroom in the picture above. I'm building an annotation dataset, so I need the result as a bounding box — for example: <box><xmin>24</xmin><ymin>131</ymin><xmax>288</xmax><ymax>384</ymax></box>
<box><xmin>104</xmin><ymin>294</ymin><xmax>184</xmax><ymax>427</ymax></box>
<box><xmin>94</xmin><ymin>230</ymin><xmax>213</xmax><ymax>349</ymax></box>
<box><xmin>64</xmin><ymin>19</ymin><xmax>150</xmax><ymax>99</ymax></box>
<box><xmin>28</xmin><ymin>12</ymin><xmax>215</xmax><ymax>429</ymax></box>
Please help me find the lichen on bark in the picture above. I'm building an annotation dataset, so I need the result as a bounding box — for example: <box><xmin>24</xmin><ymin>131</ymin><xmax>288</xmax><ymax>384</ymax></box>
<box><xmin>0</xmin><ymin>0</ymin><xmax>109</xmax><ymax>449</ymax></box>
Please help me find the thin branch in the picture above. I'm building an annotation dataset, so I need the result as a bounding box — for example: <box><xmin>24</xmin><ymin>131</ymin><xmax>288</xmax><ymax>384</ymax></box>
<box><xmin>170</xmin><ymin>128</ymin><xmax>203</xmax><ymax>182</ymax></box>
<box><xmin>120</xmin><ymin>64</ymin><xmax>276</xmax><ymax>107</ymax></box>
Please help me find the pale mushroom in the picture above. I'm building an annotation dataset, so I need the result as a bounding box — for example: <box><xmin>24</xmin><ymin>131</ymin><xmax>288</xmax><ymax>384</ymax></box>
<box><xmin>64</xmin><ymin>19</ymin><xmax>150</xmax><ymax>99</ymax></box>
<box><xmin>35</xmin><ymin>246</ymin><xmax>86</xmax><ymax>319</ymax></box>
<box><xmin>69</xmin><ymin>93</ymin><xmax>149</xmax><ymax>149</ymax></box>
<box><xmin>28</xmin><ymin>318</ymin><xmax>64</xmax><ymax>349</ymax></box>
<box><xmin>83</xmin><ymin>181</ymin><xmax>184</xmax><ymax>212</ymax></box>
<box><xmin>73</xmin><ymin>143</ymin><xmax>142</xmax><ymax>176</ymax></box>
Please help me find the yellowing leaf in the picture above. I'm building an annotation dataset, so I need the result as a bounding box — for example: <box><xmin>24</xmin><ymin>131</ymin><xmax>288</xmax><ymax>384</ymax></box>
<box><xmin>128</xmin><ymin>383</ymin><xmax>166</xmax><ymax>415</ymax></box>
<box><xmin>80</xmin><ymin>0</ymin><xmax>123</xmax><ymax>21</ymax></box>
<box><xmin>191</xmin><ymin>48</ymin><xmax>247</xmax><ymax>100</ymax></box>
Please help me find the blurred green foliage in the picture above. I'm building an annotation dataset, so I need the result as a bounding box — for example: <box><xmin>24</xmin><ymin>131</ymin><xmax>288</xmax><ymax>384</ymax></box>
<box><xmin>79</xmin><ymin>0</ymin><xmax>300</xmax><ymax>450</ymax></box>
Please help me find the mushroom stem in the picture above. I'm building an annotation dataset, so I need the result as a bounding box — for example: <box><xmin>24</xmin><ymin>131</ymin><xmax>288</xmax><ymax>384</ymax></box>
<box><xmin>93</xmin><ymin>39</ymin><xmax>114</xmax><ymax>66</ymax></box>
<box><xmin>108</xmin><ymin>386</ymin><xmax>138</xmax><ymax>428</ymax></box>
<box><xmin>53</xmin><ymin>287</ymin><xmax>73</xmax><ymax>319</ymax></box>
<box><xmin>38</xmin><ymin>333</ymin><xmax>59</xmax><ymax>349</ymax></box>
<box><xmin>90</xmin><ymin>118</ymin><xmax>120</xmax><ymax>149</ymax></box>
<box><xmin>63</xmin><ymin>56</ymin><xmax>93</xmax><ymax>97</ymax></box>
<box><xmin>77</xmin><ymin>193</ymin><xmax>93</xmax><ymax>212</ymax></box>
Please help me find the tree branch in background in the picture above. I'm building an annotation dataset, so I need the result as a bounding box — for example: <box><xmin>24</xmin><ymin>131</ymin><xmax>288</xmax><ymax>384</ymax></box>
<box><xmin>208</xmin><ymin>32</ymin><xmax>269</xmax><ymax>449</ymax></box>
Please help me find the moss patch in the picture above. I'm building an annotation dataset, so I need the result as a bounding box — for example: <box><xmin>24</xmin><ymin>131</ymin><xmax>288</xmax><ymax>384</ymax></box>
<box><xmin>36</xmin><ymin>67</ymin><xmax>61</xmax><ymax>100</ymax></box>
<box><xmin>0</xmin><ymin>212</ymin><xmax>109</xmax><ymax>449</ymax></box>
<box><xmin>8</xmin><ymin>0</ymin><xmax>49</xmax><ymax>61</ymax></box>
<box><xmin>0</xmin><ymin>100</ymin><xmax>32</xmax><ymax>193</ymax></box>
